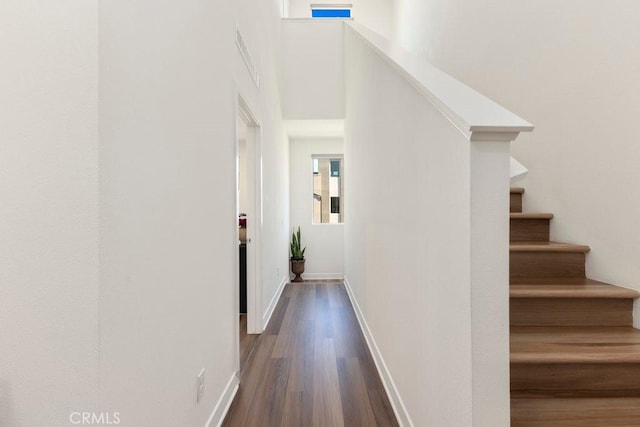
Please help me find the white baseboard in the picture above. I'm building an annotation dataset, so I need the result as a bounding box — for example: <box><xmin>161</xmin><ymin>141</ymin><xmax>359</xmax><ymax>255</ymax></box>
<box><xmin>343</xmin><ymin>277</ymin><xmax>413</xmax><ymax>427</ymax></box>
<box><xmin>262</xmin><ymin>275</ymin><xmax>288</xmax><ymax>330</ymax></box>
<box><xmin>206</xmin><ymin>372</ymin><xmax>239</xmax><ymax>427</ymax></box>
<box><xmin>298</xmin><ymin>272</ymin><xmax>344</xmax><ymax>280</ymax></box>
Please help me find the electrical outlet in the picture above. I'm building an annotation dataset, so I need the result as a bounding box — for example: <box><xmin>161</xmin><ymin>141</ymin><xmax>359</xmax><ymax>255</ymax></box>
<box><xmin>197</xmin><ymin>368</ymin><xmax>205</xmax><ymax>403</ymax></box>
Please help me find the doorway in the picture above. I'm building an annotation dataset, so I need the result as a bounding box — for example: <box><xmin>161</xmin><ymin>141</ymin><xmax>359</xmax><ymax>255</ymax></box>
<box><xmin>236</xmin><ymin>96</ymin><xmax>262</xmax><ymax>372</ymax></box>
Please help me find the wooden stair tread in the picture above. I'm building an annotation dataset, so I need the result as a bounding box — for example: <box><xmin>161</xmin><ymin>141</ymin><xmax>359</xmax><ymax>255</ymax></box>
<box><xmin>510</xmin><ymin>241</ymin><xmax>591</xmax><ymax>253</ymax></box>
<box><xmin>511</xmin><ymin>187</ymin><xmax>525</xmax><ymax>194</ymax></box>
<box><xmin>510</xmin><ymin>212</ymin><xmax>554</xmax><ymax>219</ymax></box>
<box><xmin>511</xmin><ymin>326</ymin><xmax>640</xmax><ymax>364</ymax></box>
<box><xmin>511</xmin><ymin>397</ymin><xmax>640</xmax><ymax>426</ymax></box>
<box><xmin>510</xmin><ymin>279</ymin><xmax>640</xmax><ymax>299</ymax></box>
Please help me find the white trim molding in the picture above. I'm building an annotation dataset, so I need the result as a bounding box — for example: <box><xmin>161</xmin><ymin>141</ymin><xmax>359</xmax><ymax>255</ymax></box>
<box><xmin>206</xmin><ymin>373</ymin><xmax>239</xmax><ymax>427</ymax></box>
<box><xmin>310</xmin><ymin>3</ymin><xmax>353</xmax><ymax>8</ymax></box>
<box><xmin>343</xmin><ymin>277</ymin><xmax>414</xmax><ymax>427</ymax></box>
<box><xmin>297</xmin><ymin>272</ymin><xmax>344</xmax><ymax>280</ymax></box>
<box><xmin>262</xmin><ymin>275</ymin><xmax>288</xmax><ymax>330</ymax></box>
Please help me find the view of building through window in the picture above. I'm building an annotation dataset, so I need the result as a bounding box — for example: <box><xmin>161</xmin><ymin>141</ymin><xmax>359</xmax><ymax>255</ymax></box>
<box><xmin>312</xmin><ymin>156</ymin><xmax>343</xmax><ymax>224</ymax></box>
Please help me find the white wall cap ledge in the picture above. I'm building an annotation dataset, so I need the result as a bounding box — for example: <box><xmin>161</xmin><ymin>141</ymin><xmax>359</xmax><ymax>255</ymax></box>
<box><xmin>282</xmin><ymin>17</ymin><xmax>354</xmax><ymax>22</ymax></box>
<box><xmin>470</xmin><ymin>131</ymin><xmax>520</xmax><ymax>142</ymax></box>
<box><xmin>346</xmin><ymin>21</ymin><xmax>534</xmax><ymax>142</ymax></box>
<box><xmin>310</xmin><ymin>3</ymin><xmax>353</xmax><ymax>8</ymax></box>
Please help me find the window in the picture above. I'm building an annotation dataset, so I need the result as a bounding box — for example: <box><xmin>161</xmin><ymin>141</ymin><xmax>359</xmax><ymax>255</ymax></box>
<box><xmin>330</xmin><ymin>160</ymin><xmax>340</xmax><ymax>177</ymax></box>
<box><xmin>311</xmin><ymin>3</ymin><xmax>352</xmax><ymax>19</ymax></box>
<box><xmin>312</xmin><ymin>155</ymin><xmax>343</xmax><ymax>224</ymax></box>
<box><xmin>311</xmin><ymin>9</ymin><xmax>351</xmax><ymax>18</ymax></box>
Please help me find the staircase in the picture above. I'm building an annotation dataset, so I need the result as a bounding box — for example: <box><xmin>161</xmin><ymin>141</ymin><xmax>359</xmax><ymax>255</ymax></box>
<box><xmin>509</xmin><ymin>187</ymin><xmax>640</xmax><ymax>426</ymax></box>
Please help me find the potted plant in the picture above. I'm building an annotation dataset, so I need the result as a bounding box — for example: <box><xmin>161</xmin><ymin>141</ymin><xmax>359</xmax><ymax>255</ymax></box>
<box><xmin>290</xmin><ymin>226</ymin><xmax>306</xmax><ymax>282</ymax></box>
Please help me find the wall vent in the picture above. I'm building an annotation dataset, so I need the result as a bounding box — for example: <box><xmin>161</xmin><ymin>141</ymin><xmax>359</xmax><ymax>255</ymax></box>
<box><xmin>236</xmin><ymin>27</ymin><xmax>260</xmax><ymax>88</ymax></box>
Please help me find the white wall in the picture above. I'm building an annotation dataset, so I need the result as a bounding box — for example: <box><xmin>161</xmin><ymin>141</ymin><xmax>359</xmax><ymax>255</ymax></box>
<box><xmin>344</xmin><ymin>24</ymin><xmax>517</xmax><ymax>426</ymax></box>
<box><xmin>235</xmin><ymin>1</ymin><xmax>291</xmax><ymax>329</ymax></box>
<box><xmin>98</xmin><ymin>0</ymin><xmax>288</xmax><ymax>426</ymax></box>
<box><xmin>0</xmin><ymin>2</ymin><xmax>99</xmax><ymax>426</ymax></box>
<box><xmin>290</xmin><ymin>138</ymin><xmax>344</xmax><ymax>279</ymax></box>
<box><xmin>393</xmin><ymin>0</ymin><xmax>640</xmax><ymax>322</ymax></box>
<box><xmin>287</xmin><ymin>0</ymin><xmax>394</xmax><ymax>38</ymax></box>
<box><xmin>281</xmin><ymin>20</ymin><xmax>345</xmax><ymax>120</ymax></box>
<box><xmin>100</xmin><ymin>2</ymin><xmax>232</xmax><ymax>423</ymax></box>
<box><xmin>2</xmin><ymin>1</ymin><xmax>288</xmax><ymax>422</ymax></box>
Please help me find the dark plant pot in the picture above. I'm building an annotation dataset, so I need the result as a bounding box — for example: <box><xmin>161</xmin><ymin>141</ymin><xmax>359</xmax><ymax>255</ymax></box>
<box><xmin>290</xmin><ymin>259</ymin><xmax>305</xmax><ymax>282</ymax></box>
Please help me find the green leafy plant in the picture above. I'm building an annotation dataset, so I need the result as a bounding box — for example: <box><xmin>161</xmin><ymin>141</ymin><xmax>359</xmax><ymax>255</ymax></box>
<box><xmin>290</xmin><ymin>226</ymin><xmax>306</xmax><ymax>260</ymax></box>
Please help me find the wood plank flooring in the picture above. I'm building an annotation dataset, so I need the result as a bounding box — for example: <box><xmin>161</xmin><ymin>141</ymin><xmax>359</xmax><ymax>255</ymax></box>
<box><xmin>239</xmin><ymin>314</ymin><xmax>258</xmax><ymax>373</ymax></box>
<box><xmin>223</xmin><ymin>281</ymin><xmax>398</xmax><ymax>427</ymax></box>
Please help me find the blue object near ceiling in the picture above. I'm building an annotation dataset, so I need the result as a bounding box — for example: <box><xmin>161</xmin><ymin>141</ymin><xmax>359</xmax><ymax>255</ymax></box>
<box><xmin>312</xmin><ymin>9</ymin><xmax>351</xmax><ymax>18</ymax></box>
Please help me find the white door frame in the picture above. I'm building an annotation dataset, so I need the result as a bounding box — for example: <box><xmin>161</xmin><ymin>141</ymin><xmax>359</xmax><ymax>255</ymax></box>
<box><xmin>236</xmin><ymin>95</ymin><xmax>263</xmax><ymax>335</ymax></box>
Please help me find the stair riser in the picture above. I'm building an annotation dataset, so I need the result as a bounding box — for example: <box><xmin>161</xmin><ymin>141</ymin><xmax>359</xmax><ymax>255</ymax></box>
<box><xmin>510</xmin><ymin>252</ymin><xmax>585</xmax><ymax>282</ymax></box>
<box><xmin>510</xmin><ymin>298</ymin><xmax>633</xmax><ymax>327</ymax></box>
<box><xmin>511</xmin><ymin>193</ymin><xmax>523</xmax><ymax>213</ymax></box>
<box><xmin>511</xmin><ymin>363</ymin><xmax>640</xmax><ymax>398</ymax></box>
<box><xmin>511</xmin><ymin>398</ymin><xmax>640</xmax><ymax>427</ymax></box>
<box><xmin>510</xmin><ymin>219</ymin><xmax>550</xmax><ymax>242</ymax></box>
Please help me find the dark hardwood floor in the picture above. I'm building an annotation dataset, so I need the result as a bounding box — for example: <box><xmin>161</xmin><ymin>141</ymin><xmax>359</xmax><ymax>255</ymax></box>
<box><xmin>239</xmin><ymin>314</ymin><xmax>258</xmax><ymax>373</ymax></box>
<box><xmin>224</xmin><ymin>281</ymin><xmax>398</xmax><ymax>427</ymax></box>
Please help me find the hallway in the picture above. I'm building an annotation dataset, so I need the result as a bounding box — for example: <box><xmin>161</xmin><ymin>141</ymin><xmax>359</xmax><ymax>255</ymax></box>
<box><xmin>224</xmin><ymin>281</ymin><xmax>398</xmax><ymax>426</ymax></box>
